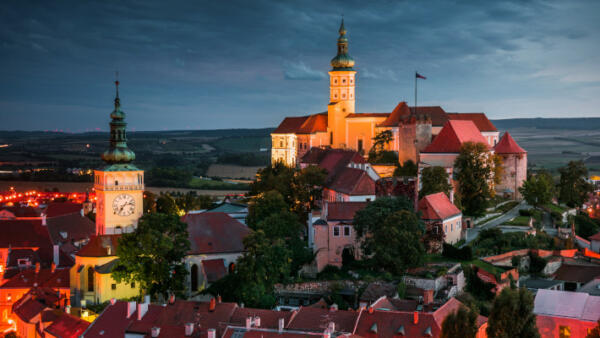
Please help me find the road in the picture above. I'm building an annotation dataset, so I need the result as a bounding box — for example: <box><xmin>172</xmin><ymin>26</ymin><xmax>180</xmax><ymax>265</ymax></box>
<box><xmin>464</xmin><ymin>200</ymin><xmax>527</xmax><ymax>244</ymax></box>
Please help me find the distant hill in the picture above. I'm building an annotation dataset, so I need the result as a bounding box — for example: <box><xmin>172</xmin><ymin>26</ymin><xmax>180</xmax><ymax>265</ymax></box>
<box><xmin>491</xmin><ymin>117</ymin><xmax>600</xmax><ymax>130</ymax></box>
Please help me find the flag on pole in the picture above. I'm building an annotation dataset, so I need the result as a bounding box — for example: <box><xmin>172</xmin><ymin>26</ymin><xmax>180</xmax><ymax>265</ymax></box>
<box><xmin>416</xmin><ymin>72</ymin><xmax>426</xmax><ymax>79</ymax></box>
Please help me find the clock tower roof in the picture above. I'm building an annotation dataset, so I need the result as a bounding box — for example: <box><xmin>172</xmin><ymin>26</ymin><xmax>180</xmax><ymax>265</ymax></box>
<box><xmin>330</xmin><ymin>18</ymin><xmax>355</xmax><ymax>71</ymax></box>
<box><xmin>101</xmin><ymin>79</ymin><xmax>137</xmax><ymax>165</ymax></box>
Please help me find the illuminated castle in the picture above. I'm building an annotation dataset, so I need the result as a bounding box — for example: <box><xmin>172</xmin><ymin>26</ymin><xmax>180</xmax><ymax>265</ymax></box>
<box><xmin>271</xmin><ymin>20</ymin><xmax>500</xmax><ymax>167</ymax></box>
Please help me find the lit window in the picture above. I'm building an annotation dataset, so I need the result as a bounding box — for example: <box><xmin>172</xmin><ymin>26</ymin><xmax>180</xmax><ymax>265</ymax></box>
<box><xmin>559</xmin><ymin>325</ymin><xmax>571</xmax><ymax>338</ymax></box>
<box><xmin>333</xmin><ymin>226</ymin><xmax>340</xmax><ymax>237</ymax></box>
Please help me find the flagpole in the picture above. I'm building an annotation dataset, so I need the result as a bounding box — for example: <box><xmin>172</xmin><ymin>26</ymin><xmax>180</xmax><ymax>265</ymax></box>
<box><xmin>414</xmin><ymin>71</ymin><xmax>417</xmax><ymax>116</ymax></box>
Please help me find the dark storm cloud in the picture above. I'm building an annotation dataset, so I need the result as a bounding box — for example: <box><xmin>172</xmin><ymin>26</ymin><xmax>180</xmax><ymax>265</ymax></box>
<box><xmin>0</xmin><ymin>0</ymin><xmax>599</xmax><ymax>131</ymax></box>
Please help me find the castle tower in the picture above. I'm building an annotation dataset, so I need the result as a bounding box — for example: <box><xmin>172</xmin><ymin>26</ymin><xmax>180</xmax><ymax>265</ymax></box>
<box><xmin>327</xmin><ymin>19</ymin><xmax>356</xmax><ymax>148</ymax></box>
<box><xmin>94</xmin><ymin>80</ymin><xmax>144</xmax><ymax>235</ymax></box>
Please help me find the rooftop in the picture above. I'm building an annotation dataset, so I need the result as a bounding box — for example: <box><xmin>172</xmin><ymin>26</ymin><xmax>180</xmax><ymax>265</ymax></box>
<box><xmin>423</xmin><ymin>120</ymin><xmax>489</xmax><ymax>154</ymax></box>
<box><xmin>183</xmin><ymin>212</ymin><xmax>250</xmax><ymax>255</ymax></box>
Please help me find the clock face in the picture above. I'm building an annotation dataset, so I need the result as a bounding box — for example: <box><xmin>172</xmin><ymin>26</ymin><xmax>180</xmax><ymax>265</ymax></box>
<box><xmin>112</xmin><ymin>194</ymin><xmax>135</xmax><ymax>216</ymax></box>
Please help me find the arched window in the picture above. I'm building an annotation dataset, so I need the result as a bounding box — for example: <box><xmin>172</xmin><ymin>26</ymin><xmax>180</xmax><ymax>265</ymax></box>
<box><xmin>87</xmin><ymin>267</ymin><xmax>94</xmax><ymax>292</ymax></box>
<box><xmin>190</xmin><ymin>264</ymin><xmax>198</xmax><ymax>292</ymax></box>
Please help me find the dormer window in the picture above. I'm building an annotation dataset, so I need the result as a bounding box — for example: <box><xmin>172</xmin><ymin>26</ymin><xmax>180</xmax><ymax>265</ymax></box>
<box><xmin>17</xmin><ymin>258</ymin><xmax>30</xmax><ymax>267</ymax></box>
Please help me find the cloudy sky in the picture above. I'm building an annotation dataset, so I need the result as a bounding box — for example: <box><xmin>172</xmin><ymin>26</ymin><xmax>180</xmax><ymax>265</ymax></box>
<box><xmin>1</xmin><ymin>0</ymin><xmax>599</xmax><ymax>131</ymax></box>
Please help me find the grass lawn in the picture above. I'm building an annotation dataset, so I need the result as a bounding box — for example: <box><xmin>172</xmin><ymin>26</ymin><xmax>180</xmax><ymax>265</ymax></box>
<box><xmin>543</xmin><ymin>203</ymin><xmax>569</xmax><ymax>213</ymax></box>
<box><xmin>469</xmin><ymin>259</ymin><xmax>509</xmax><ymax>275</ymax></box>
<box><xmin>505</xmin><ymin>216</ymin><xmax>531</xmax><ymax>226</ymax></box>
<box><xmin>189</xmin><ymin>177</ymin><xmax>249</xmax><ymax>190</ymax></box>
<box><xmin>495</xmin><ymin>201</ymin><xmax>519</xmax><ymax>214</ymax></box>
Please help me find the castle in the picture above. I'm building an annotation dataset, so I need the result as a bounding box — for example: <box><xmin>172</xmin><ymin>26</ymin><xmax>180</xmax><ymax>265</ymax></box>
<box><xmin>271</xmin><ymin>20</ymin><xmax>527</xmax><ymax>200</ymax></box>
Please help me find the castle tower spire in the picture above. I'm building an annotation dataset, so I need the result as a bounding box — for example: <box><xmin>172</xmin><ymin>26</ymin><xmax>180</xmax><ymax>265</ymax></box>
<box><xmin>101</xmin><ymin>78</ymin><xmax>136</xmax><ymax>165</ymax></box>
<box><xmin>331</xmin><ymin>18</ymin><xmax>355</xmax><ymax>70</ymax></box>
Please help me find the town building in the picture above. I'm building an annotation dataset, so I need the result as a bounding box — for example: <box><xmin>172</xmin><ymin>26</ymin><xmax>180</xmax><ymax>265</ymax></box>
<box><xmin>418</xmin><ymin>192</ymin><xmax>463</xmax><ymax>245</ymax></box>
<box><xmin>271</xmin><ymin>20</ymin><xmax>501</xmax><ymax>170</ymax></box>
<box><xmin>534</xmin><ymin>289</ymin><xmax>600</xmax><ymax>338</ymax></box>
<box><xmin>590</xmin><ymin>231</ymin><xmax>600</xmax><ymax>253</ymax></box>
<box><xmin>494</xmin><ymin>132</ymin><xmax>527</xmax><ymax>199</ymax></box>
<box><xmin>93</xmin><ymin>80</ymin><xmax>144</xmax><ymax>236</ymax></box>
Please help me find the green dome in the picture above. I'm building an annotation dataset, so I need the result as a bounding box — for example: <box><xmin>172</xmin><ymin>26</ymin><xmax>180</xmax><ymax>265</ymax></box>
<box><xmin>100</xmin><ymin>81</ymin><xmax>136</xmax><ymax>165</ymax></box>
<box><xmin>101</xmin><ymin>146</ymin><xmax>136</xmax><ymax>164</ymax></box>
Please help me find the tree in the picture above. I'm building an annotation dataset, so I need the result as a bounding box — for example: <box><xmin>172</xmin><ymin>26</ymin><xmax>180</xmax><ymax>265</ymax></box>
<box><xmin>294</xmin><ymin>165</ymin><xmax>328</xmax><ymax>211</ymax></box>
<box><xmin>174</xmin><ymin>192</ymin><xmax>214</xmax><ymax>213</ymax></box>
<box><xmin>559</xmin><ymin>160</ymin><xmax>593</xmax><ymax>208</ymax></box>
<box><xmin>487</xmin><ymin>287</ymin><xmax>540</xmax><ymax>338</ymax></box>
<box><xmin>372</xmin><ymin>130</ymin><xmax>393</xmax><ymax>152</ymax></box>
<box><xmin>587</xmin><ymin>320</ymin><xmax>600</xmax><ymax>338</ymax></box>
<box><xmin>156</xmin><ymin>194</ymin><xmax>180</xmax><ymax>215</ymax></box>
<box><xmin>353</xmin><ymin>197</ymin><xmax>425</xmax><ymax>274</ymax></box>
<box><xmin>246</xmin><ymin>190</ymin><xmax>288</xmax><ymax>228</ymax></box>
<box><xmin>519</xmin><ymin>170</ymin><xmax>556</xmax><ymax>207</ymax></box>
<box><xmin>441</xmin><ymin>306</ymin><xmax>478</xmax><ymax>338</ymax></box>
<box><xmin>455</xmin><ymin>142</ymin><xmax>495</xmax><ymax>217</ymax></box>
<box><xmin>112</xmin><ymin>213</ymin><xmax>191</xmax><ymax>300</ymax></box>
<box><xmin>574</xmin><ymin>214</ymin><xmax>600</xmax><ymax>239</ymax></box>
<box><xmin>419</xmin><ymin>166</ymin><xmax>452</xmax><ymax>198</ymax></box>
<box><xmin>208</xmin><ymin>230</ymin><xmax>292</xmax><ymax>308</ymax></box>
<box><xmin>249</xmin><ymin>162</ymin><xmax>296</xmax><ymax>204</ymax></box>
<box><xmin>394</xmin><ymin>160</ymin><xmax>418</xmax><ymax>177</ymax></box>
<box><xmin>143</xmin><ymin>191</ymin><xmax>157</xmax><ymax>214</ymax></box>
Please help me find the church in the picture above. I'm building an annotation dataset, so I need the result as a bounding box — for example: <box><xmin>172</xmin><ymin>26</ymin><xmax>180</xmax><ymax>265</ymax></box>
<box><xmin>271</xmin><ymin>21</ymin><xmax>501</xmax><ymax>168</ymax></box>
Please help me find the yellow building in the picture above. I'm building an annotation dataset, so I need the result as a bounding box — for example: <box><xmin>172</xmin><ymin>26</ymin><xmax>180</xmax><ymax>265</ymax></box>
<box><xmin>71</xmin><ymin>81</ymin><xmax>142</xmax><ymax>306</ymax></box>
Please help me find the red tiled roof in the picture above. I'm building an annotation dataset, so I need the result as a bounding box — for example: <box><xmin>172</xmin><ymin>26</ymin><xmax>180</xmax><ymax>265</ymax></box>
<box><xmin>326</xmin><ymin>202</ymin><xmax>368</xmax><ymax>221</ymax></box>
<box><xmin>0</xmin><ymin>206</ymin><xmax>40</xmax><ymax>217</ymax></box>
<box><xmin>494</xmin><ymin>132</ymin><xmax>526</xmax><ymax>154</ymax></box>
<box><xmin>418</xmin><ymin>192</ymin><xmax>461</xmax><ymax>221</ymax></box>
<box><xmin>354</xmin><ymin>308</ymin><xmax>440</xmax><ymax>337</ymax></box>
<box><xmin>44</xmin><ymin>312</ymin><xmax>90</xmax><ymax>338</ymax></box>
<box><xmin>0</xmin><ymin>267</ymin><xmax>70</xmax><ymax>289</ymax></box>
<box><xmin>447</xmin><ymin>113</ymin><xmax>497</xmax><ymax>132</ymax></box>
<box><xmin>345</xmin><ymin>113</ymin><xmax>390</xmax><ymax>118</ymax></box>
<box><xmin>297</xmin><ymin>113</ymin><xmax>328</xmax><ymax>134</ymax></box>
<box><xmin>379</xmin><ymin>102</ymin><xmax>411</xmax><ymax>127</ymax></box>
<box><xmin>45</xmin><ymin>202</ymin><xmax>83</xmax><ymax>217</ymax></box>
<box><xmin>183</xmin><ymin>212</ymin><xmax>250</xmax><ymax>255</ymax></box>
<box><xmin>554</xmin><ymin>264</ymin><xmax>600</xmax><ymax>284</ymax></box>
<box><xmin>300</xmin><ymin>147</ymin><xmax>329</xmax><ymax>164</ymax></box>
<box><xmin>82</xmin><ymin>300</ymin><xmax>138</xmax><ymax>338</ymax></box>
<box><xmin>46</xmin><ymin>213</ymin><xmax>95</xmax><ymax>245</ymax></box>
<box><xmin>0</xmin><ymin>219</ymin><xmax>52</xmax><ymax>248</ymax></box>
<box><xmin>228</xmin><ymin>307</ymin><xmax>296</xmax><ymax>329</ymax></box>
<box><xmin>410</xmin><ymin>106</ymin><xmax>449</xmax><ymax>127</ymax></box>
<box><xmin>272</xmin><ymin>116</ymin><xmax>310</xmax><ymax>134</ymax></box>
<box><xmin>223</xmin><ymin>328</ymin><xmax>322</xmax><ymax>337</ymax></box>
<box><xmin>11</xmin><ymin>287</ymin><xmax>63</xmax><ymax>322</ymax></box>
<box><xmin>423</xmin><ymin>120</ymin><xmax>489</xmax><ymax>153</ymax></box>
<box><xmin>327</xmin><ymin>167</ymin><xmax>375</xmax><ymax>196</ymax></box>
<box><xmin>13</xmin><ymin>297</ymin><xmax>47</xmax><ymax>322</ymax></box>
<box><xmin>202</xmin><ymin>259</ymin><xmax>227</xmax><ymax>283</ymax></box>
<box><xmin>76</xmin><ymin>235</ymin><xmax>121</xmax><ymax>257</ymax></box>
<box><xmin>589</xmin><ymin>231</ymin><xmax>600</xmax><ymax>241</ymax></box>
<box><xmin>317</xmin><ymin>150</ymin><xmax>366</xmax><ymax>181</ymax></box>
<box><xmin>286</xmin><ymin>307</ymin><xmax>359</xmax><ymax>333</ymax></box>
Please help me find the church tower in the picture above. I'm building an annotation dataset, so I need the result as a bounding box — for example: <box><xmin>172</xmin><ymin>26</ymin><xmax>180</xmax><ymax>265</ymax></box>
<box><xmin>94</xmin><ymin>80</ymin><xmax>144</xmax><ymax>235</ymax></box>
<box><xmin>327</xmin><ymin>19</ymin><xmax>356</xmax><ymax>148</ymax></box>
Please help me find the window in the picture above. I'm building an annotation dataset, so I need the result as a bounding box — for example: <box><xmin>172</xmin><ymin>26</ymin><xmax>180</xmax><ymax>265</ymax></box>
<box><xmin>334</xmin><ymin>79</ymin><xmax>338</xmax><ymax>84</ymax></box>
<box><xmin>330</xmin><ymin>132</ymin><xmax>333</xmax><ymax>145</ymax></box>
<box><xmin>350</xmin><ymin>78</ymin><xmax>353</xmax><ymax>84</ymax></box>
<box><xmin>344</xmin><ymin>226</ymin><xmax>351</xmax><ymax>237</ymax></box>
<box><xmin>115</xmin><ymin>180</ymin><xmax>119</xmax><ymax>186</ymax></box>
<box><xmin>333</xmin><ymin>226</ymin><xmax>340</xmax><ymax>237</ymax></box>
<box><xmin>111</xmin><ymin>284</ymin><xmax>116</xmax><ymax>290</ymax></box>
<box><xmin>131</xmin><ymin>282</ymin><xmax>135</xmax><ymax>288</ymax></box>
<box><xmin>451</xmin><ymin>224</ymin><xmax>453</xmax><ymax>231</ymax></box>
<box><xmin>280</xmin><ymin>141</ymin><xmax>283</xmax><ymax>147</ymax></box>
<box><xmin>191</xmin><ymin>264</ymin><xmax>198</xmax><ymax>292</ymax></box>
<box><xmin>559</xmin><ymin>325</ymin><xmax>571</xmax><ymax>338</ymax></box>
<box><xmin>342</xmin><ymin>78</ymin><xmax>346</xmax><ymax>83</ymax></box>
<box><xmin>358</xmin><ymin>139</ymin><xmax>363</xmax><ymax>152</ymax></box>
<box><xmin>87</xmin><ymin>267</ymin><xmax>94</xmax><ymax>292</ymax></box>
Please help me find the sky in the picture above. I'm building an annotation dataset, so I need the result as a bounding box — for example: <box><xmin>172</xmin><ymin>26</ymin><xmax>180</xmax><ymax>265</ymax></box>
<box><xmin>1</xmin><ymin>0</ymin><xmax>599</xmax><ymax>132</ymax></box>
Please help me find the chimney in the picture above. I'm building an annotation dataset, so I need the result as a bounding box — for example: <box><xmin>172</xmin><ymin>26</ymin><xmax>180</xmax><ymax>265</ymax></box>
<box><xmin>65</xmin><ymin>305</ymin><xmax>71</xmax><ymax>314</ymax></box>
<box><xmin>35</xmin><ymin>262</ymin><xmax>41</xmax><ymax>274</ymax></box>
<box><xmin>184</xmin><ymin>323</ymin><xmax>194</xmax><ymax>336</ymax></box>
<box><xmin>144</xmin><ymin>295</ymin><xmax>151</xmax><ymax>304</ymax></box>
<box><xmin>209</xmin><ymin>297</ymin><xmax>216</xmax><ymax>312</ymax></box>
<box><xmin>53</xmin><ymin>245</ymin><xmax>60</xmax><ymax>267</ymax></box>
<box><xmin>41</xmin><ymin>213</ymin><xmax>47</xmax><ymax>226</ymax></box>
<box><xmin>254</xmin><ymin>316</ymin><xmax>261</xmax><ymax>328</ymax></box>
<box><xmin>168</xmin><ymin>294</ymin><xmax>175</xmax><ymax>304</ymax></box>
<box><xmin>246</xmin><ymin>317</ymin><xmax>252</xmax><ymax>329</ymax></box>
<box><xmin>151</xmin><ymin>327</ymin><xmax>161</xmax><ymax>337</ymax></box>
<box><xmin>51</xmin><ymin>262</ymin><xmax>56</xmax><ymax>273</ymax></box>
<box><xmin>329</xmin><ymin>303</ymin><xmax>338</xmax><ymax>311</ymax></box>
<box><xmin>423</xmin><ymin>289</ymin><xmax>434</xmax><ymax>305</ymax></box>
<box><xmin>413</xmin><ymin>311</ymin><xmax>419</xmax><ymax>324</ymax></box>
<box><xmin>80</xmin><ymin>208</ymin><xmax>84</xmax><ymax>217</ymax></box>
<box><xmin>217</xmin><ymin>295</ymin><xmax>222</xmax><ymax>303</ymax></box>
<box><xmin>126</xmin><ymin>301</ymin><xmax>136</xmax><ymax>318</ymax></box>
<box><xmin>207</xmin><ymin>328</ymin><xmax>216</xmax><ymax>338</ymax></box>
<box><xmin>137</xmin><ymin>302</ymin><xmax>148</xmax><ymax>320</ymax></box>
<box><xmin>110</xmin><ymin>298</ymin><xmax>116</xmax><ymax>305</ymax></box>
<box><xmin>278</xmin><ymin>318</ymin><xmax>285</xmax><ymax>333</ymax></box>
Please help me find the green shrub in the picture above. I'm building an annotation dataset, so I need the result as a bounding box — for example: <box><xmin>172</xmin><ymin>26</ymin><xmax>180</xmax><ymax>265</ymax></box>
<box><xmin>442</xmin><ymin>243</ymin><xmax>473</xmax><ymax>260</ymax></box>
<box><xmin>519</xmin><ymin>209</ymin><xmax>532</xmax><ymax>217</ymax></box>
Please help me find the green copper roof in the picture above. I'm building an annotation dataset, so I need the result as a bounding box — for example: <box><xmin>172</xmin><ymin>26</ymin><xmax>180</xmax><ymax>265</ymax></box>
<box><xmin>101</xmin><ymin>163</ymin><xmax>141</xmax><ymax>172</ymax></box>
<box><xmin>100</xmin><ymin>80</ymin><xmax>136</xmax><ymax>165</ymax></box>
<box><xmin>331</xmin><ymin>18</ymin><xmax>355</xmax><ymax>70</ymax></box>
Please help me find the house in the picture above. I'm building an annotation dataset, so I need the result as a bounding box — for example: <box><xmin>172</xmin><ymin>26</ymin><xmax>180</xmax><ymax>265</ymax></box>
<box><xmin>182</xmin><ymin>212</ymin><xmax>251</xmax><ymax>294</ymax></box>
<box><xmin>286</xmin><ymin>306</ymin><xmax>359</xmax><ymax>334</ymax></box>
<box><xmin>494</xmin><ymin>132</ymin><xmax>527</xmax><ymax>199</ymax></box>
<box><xmin>590</xmin><ymin>231</ymin><xmax>600</xmax><ymax>253</ymax></box>
<box><xmin>418</xmin><ymin>192</ymin><xmax>463</xmax><ymax>245</ymax></box>
<box><xmin>419</xmin><ymin>120</ymin><xmax>492</xmax><ymax>203</ymax></box>
<box><xmin>553</xmin><ymin>263</ymin><xmax>600</xmax><ymax>291</ymax></box>
<box><xmin>402</xmin><ymin>263</ymin><xmax>465</xmax><ymax>300</ymax></box>
<box><xmin>446</xmin><ymin>112</ymin><xmax>499</xmax><ymax>147</ymax></box>
<box><xmin>310</xmin><ymin>201</ymin><xmax>367</xmax><ymax>272</ymax></box>
<box><xmin>534</xmin><ymin>289</ymin><xmax>600</xmax><ymax>338</ymax></box>
<box><xmin>520</xmin><ymin>278</ymin><xmax>564</xmax><ymax>294</ymax></box>
<box><xmin>203</xmin><ymin>201</ymin><xmax>248</xmax><ymax>225</ymax></box>
<box><xmin>69</xmin><ymin>235</ymin><xmax>140</xmax><ymax>307</ymax></box>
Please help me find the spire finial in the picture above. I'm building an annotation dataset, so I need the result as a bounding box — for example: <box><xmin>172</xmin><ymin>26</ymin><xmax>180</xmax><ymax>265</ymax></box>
<box><xmin>339</xmin><ymin>16</ymin><xmax>346</xmax><ymax>36</ymax></box>
<box><xmin>115</xmin><ymin>71</ymin><xmax>120</xmax><ymax>99</ymax></box>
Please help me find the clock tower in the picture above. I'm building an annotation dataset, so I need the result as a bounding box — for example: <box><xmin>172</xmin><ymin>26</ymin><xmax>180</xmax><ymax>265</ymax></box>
<box><xmin>94</xmin><ymin>80</ymin><xmax>144</xmax><ymax>235</ymax></box>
